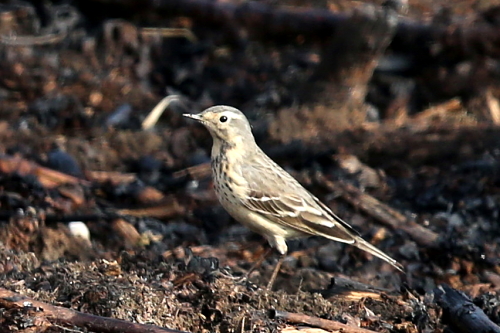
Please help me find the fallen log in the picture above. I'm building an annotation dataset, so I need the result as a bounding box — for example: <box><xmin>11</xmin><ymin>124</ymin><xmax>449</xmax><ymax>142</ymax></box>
<box><xmin>81</xmin><ymin>0</ymin><xmax>500</xmax><ymax>60</ymax></box>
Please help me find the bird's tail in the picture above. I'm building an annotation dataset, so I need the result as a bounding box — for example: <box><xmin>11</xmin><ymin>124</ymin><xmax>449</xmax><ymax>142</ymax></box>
<box><xmin>354</xmin><ymin>237</ymin><xmax>404</xmax><ymax>272</ymax></box>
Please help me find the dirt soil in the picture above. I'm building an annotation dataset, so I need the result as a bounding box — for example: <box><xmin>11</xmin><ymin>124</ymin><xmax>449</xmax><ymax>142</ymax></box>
<box><xmin>0</xmin><ymin>0</ymin><xmax>500</xmax><ymax>332</ymax></box>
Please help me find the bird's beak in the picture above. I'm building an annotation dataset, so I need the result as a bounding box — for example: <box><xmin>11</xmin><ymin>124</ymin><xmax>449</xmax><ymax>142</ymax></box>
<box><xmin>183</xmin><ymin>113</ymin><xmax>202</xmax><ymax>121</ymax></box>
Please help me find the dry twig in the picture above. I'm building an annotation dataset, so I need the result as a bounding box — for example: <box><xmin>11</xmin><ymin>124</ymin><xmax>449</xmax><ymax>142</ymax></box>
<box><xmin>0</xmin><ymin>288</ymin><xmax>190</xmax><ymax>333</ymax></box>
<box><xmin>270</xmin><ymin>310</ymin><xmax>378</xmax><ymax>333</ymax></box>
<box><xmin>316</xmin><ymin>174</ymin><xmax>440</xmax><ymax>248</ymax></box>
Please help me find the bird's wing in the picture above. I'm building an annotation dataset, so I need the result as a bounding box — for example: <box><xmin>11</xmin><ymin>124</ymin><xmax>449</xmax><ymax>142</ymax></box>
<box><xmin>240</xmin><ymin>154</ymin><xmax>360</xmax><ymax>244</ymax></box>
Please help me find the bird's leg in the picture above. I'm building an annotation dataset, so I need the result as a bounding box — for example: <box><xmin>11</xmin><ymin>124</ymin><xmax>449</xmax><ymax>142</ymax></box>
<box><xmin>244</xmin><ymin>247</ymin><xmax>273</xmax><ymax>279</ymax></box>
<box><xmin>266</xmin><ymin>253</ymin><xmax>285</xmax><ymax>291</ymax></box>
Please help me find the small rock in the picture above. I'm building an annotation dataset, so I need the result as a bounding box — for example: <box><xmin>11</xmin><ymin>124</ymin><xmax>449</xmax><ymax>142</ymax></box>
<box><xmin>46</xmin><ymin>147</ymin><xmax>83</xmax><ymax>177</ymax></box>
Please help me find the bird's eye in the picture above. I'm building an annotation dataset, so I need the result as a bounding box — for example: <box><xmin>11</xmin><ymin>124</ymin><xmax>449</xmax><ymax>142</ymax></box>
<box><xmin>219</xmin><ymin>116</ymin><xmax>228</xmax><ymax>123</ymax></box>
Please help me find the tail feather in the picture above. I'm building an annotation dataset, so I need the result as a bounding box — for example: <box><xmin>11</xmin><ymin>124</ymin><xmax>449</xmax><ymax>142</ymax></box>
<box><xmin>354</xmin><ymin>238</ymin><xmax>404</xmax><ymax>272</ymax></box>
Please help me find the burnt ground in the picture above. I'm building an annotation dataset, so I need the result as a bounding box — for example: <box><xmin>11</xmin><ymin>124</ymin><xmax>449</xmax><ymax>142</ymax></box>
<box><xmin>0</xmin><ymin>0</ymin><xmax>500</xmax><ymax>332</ymax></box>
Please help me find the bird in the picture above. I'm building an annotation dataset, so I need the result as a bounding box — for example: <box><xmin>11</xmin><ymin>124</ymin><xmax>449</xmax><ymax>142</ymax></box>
<box><xmin>183</xmin><ymin>105</ymin><xmax>403</xmax><ymax>288</ymax></box>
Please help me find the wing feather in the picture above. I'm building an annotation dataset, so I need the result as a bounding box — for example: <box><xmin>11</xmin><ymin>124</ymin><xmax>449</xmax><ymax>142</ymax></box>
<box><xmin>240</xmin><ymin>153</ymin><xmax>359</xmax><ymax>244</ymax></box>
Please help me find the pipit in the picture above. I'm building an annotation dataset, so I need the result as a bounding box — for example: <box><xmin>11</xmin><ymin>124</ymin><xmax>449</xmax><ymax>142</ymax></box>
<box><xmin>184</xmin><ymin>106</ymin><xmax>403</xmax><ymax>288</ymax></box>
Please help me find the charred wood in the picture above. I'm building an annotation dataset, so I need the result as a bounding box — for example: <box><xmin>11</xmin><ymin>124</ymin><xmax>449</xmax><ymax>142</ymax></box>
<box><xmin>435</xmin><ymin>284</ymin><xmax>500</xmax><ymax>333</ymax></box>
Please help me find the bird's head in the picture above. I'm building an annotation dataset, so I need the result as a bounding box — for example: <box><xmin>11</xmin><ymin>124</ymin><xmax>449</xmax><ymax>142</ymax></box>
<box><xmin>183</xmin><ymin>106</ymin><xmax>255</xmax><ymax>146</ymax></box>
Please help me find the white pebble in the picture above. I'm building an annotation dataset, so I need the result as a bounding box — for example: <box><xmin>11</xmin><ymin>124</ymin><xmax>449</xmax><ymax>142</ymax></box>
<box><xmin>68</xmin><ymin>221</ymin><xmax>91</xmax><ymax>242</ymax></box>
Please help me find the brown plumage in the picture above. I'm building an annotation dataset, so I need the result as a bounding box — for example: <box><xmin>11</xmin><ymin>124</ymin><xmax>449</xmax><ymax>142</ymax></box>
<box><xmin>184</xmin><ymin>105</ymin><xmax>403</xmax><ymax>273</ymax></box>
